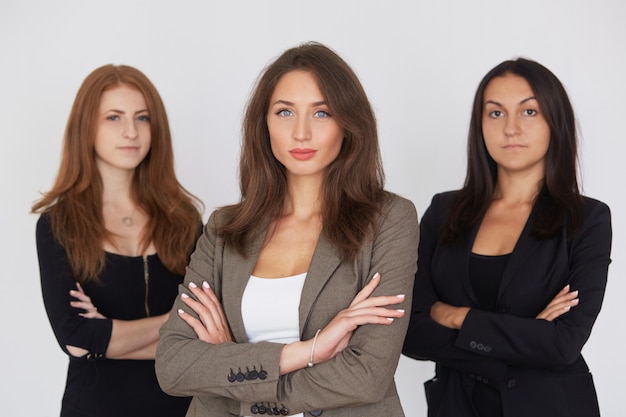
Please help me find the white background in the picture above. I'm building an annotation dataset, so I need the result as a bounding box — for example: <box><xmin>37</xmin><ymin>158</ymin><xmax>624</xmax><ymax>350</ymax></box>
<box><xmin>1</xmin><ymin>1</ymin><xmax>624</xmax><ymax>416</ymax></box>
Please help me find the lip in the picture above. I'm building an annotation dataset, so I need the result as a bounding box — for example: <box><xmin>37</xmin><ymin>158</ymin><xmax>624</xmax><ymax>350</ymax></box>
<box><xmin>503</xmin><ymin>144</ymin><xmax>526</xmax><ymax>151</ymax></box>
<box><xmin>118</xmin><ymin>146</ymin><xmax>140</xmax><ymax>152</ymax></box>
<box><xmin>289</xmin><ymin>148</ymin><xmax>317</xmax><ymax>161</ymax></box>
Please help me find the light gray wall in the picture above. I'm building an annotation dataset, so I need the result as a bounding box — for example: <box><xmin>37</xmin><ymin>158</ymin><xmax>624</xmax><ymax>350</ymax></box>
<box><xmin>1</xmin><ymin>1</ymin><xmax>624</xmax><ymax>415</ymax></box>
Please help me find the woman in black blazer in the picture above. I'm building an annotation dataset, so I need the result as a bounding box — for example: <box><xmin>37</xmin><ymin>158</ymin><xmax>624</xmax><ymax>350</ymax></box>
<box><xmin>403</xmin><ymin>58</ymin><xmax>612</xmax><ymax>417</ymax></box>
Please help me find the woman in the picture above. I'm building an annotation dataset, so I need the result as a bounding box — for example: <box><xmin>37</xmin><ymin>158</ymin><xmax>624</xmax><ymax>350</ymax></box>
<box><xmin>402</xmin><ymin>58</ymin><xmax>612</xmax><ymax>417</ymax></box>
<box><xmin>33</xmin><ymin>64</ymin><xmax>202</xmax><ymax>416</ymax></box>
<box><xmin>155</xmin><ymin>42</ymin><xmax>419</xmax><ymax>417</ymax></box>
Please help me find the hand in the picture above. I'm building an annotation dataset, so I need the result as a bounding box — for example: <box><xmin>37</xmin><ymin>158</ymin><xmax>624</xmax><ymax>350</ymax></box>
<box><xmin>178</xmin><ymin>281</ymin><xmax>234</xmax><ymax>344</ymax></box>
<box><xmin>430</xmin><ymin>301</ymin><xmax>470</xmax><ymax>330</ymax></box>
<box><xmin>70</xmin><ymin>283</ymin><xmax>106</xmax><ymax>319</ymax></box>
<box><xmin>536</xmin><ymin>285</ymin><xmax>579</xmax><ymax>321</ymax></box>
<box><xmin>310</xmin><ymin>273</ymin><xmax>406</xmax><ymax>364</ymax></box>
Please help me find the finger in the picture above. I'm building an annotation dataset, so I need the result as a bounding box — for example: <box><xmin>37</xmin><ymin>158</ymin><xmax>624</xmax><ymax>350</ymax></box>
<box><xmin>544</xmin><ymin>290</ymin><xmax>578</xmax><ymax>310</ymax></box>
<box><xmin>349</xmin><ymin>273</ymin><xmax>381</xmax><ymax>308</ymax></box>
<box><xmin>200</xmin><ymin>281</ymin><xmax>230</xmax><ymax>329</ymax></box>
<box><xmin>350</xmin><ymin>293</ymin><xmax>406</xmax><ymax>310</ymax></box>
<box><xmin>69</xmin><ymin>289</ymin><xmax>91</xmax><ymax>303</ymax></box>
<box><xmin>186</xmin><ymin>283</ymin><xmax>227</xmax><ymax>330</ymax></box>
<box><xmin>177</xmin><ymin>308</ymin><xmax>210</xmax><ymax>341</ymax></box>
<box><xmin>537</xmin><ymin>298</ymin><xmax>579</xmax><ymax>320</ymax></box>
<box><xmin>181</xmin><ymin>292</ymin><xmax>224</xmax><ymax>336</ymax></box>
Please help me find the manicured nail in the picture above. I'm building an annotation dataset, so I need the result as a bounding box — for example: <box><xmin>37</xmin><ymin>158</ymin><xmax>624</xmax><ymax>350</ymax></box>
<box><xmin>178</xmin><ymin>309</ymin><xmax>185</xmax><ymax>315</ymax></box>
<box><xmin>564</xmin><ymin>306</ymin><xmax>571</xmax><ymax>311</ymax></box>
<box><xmin>189</xmin><ymin>282</ymin><xmax>197</xmax><ymax>289</ymax></box>
<box><xmin>572</xmin><ymin>298</ymin><xmax>580</xmax><ymax>304</ymax></box>
<box><xmin>572</xmin><ymin>290</ymin><xmax>579</xmax><ymax>296</ymax></box>
<box><xmin>563</xmin><ymin>284</ymin><xmax>570</xmax><ymax>290</ymax></box>
<box><xmin>202</xmin><ymin>281</ymin><xmax>210</xmax><ymax>289</ymax></box>
<box><xmin>397</xmin><ymin>309</ymin><xmax>405</xmax><ymax>313</ymax></box>
<box><xmin>372</xmin><ymin>273</ymin><xmax>380</xmax><ymax>280</ymax></box>
<box><xmin>396</xmin><ymin>294</ymin><xmax>405</xmax><ymax>299</ymax></box>
<box><xmin>387</xmin><ymin>318</ymin><xmax>395</xmax><ymax>322</ymax></box>
<box><xmin>181</xmin><ymin>293</ymin><xmax>190</xmax><ymax>298</ymax></box>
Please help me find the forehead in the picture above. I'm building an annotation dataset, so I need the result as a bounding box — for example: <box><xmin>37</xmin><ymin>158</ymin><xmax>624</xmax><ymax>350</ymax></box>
<box><xmin>99</xmin><ymin>84</ymin><xmax>146</xmax><ymax>108</ymax></box>
<box><xmin>271</xmin><ymin>70</ymin><xmax>323</xmax><ymax>99</ymax></box>
<box><xmin>483</xmin><ymin>74</ymin><xmax>535</xmax><ymax>103</ymax></box>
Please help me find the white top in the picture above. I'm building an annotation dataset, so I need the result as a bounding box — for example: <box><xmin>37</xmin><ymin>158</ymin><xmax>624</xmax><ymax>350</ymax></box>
<box><xmin>241</xmin><ymin>273</ymin><xmax>307</xmax><ymax>417</ymax></box>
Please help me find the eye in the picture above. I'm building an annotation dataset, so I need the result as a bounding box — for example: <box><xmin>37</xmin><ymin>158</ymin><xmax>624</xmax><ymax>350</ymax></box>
<box><xmin>107</xmin><ymin>115</ymin><xmax>120</xmax><ymax>121</ymax></box>
<box><xmin>314</xmin><ymin>110</ymin><xmax>330</xmax><ymax>118</ymax></box>
<box><xmin>138</xmin><ymin>114</ymin><xmax>151</xmax><ymax>122</ymax></box>
<box><xmin>523</xmin><ymin>109</ymin><xmax>538</xmax><ymax>116</ymax></box>
<box><xmin>276</xmin><ymin>109</ymin><xmax>293</xmax><ymax>117</ymax></box>
<box><xmin>488</xmin><ymin>110</ymin><xmax>503</xmax><ymax>118</ymax></box>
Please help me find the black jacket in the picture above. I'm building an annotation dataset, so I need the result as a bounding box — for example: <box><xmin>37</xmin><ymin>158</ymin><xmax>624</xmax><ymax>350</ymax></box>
<box><xmin>403</xmin><ymin>192</ymin><xmax>612</xmax><ymax>417</ymax></box>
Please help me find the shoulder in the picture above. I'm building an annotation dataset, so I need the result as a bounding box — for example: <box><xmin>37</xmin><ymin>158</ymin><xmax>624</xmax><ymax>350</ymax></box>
<box><xmin>581</xmin><ymin>196</ymin><xmax>611</xmax><ymax>217</ymax></box>
<box><xmin>36</xmin><ymin>212</ymin><xmax>54</xmax><ymax>240</ymax></box>
<box><xmin>380</xmin><ymin>192</ymin><xmax>418</xmax><ymax>223</ymax></box>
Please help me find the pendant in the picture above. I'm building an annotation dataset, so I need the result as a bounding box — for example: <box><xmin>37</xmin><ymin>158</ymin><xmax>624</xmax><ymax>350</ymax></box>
<box><xmin>122</xmin><ymin>216</ymin><xmax>134</xmax><ymax>227</ymax></box>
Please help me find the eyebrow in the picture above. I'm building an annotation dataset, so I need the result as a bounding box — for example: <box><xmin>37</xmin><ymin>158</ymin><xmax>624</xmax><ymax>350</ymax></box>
<box><xmin>484</xmin><ymin>96</ymin><xmax>537</xmax><ymax>106</ymax></box>
<box><xmin>104</xmin><ymin>109</ymin><xmax>149</xmax><ymax>115</ymax></box>
<box><xmin>270</xmin><ymin>99</ymin><xmax>328</xmax><ymax>107</ymax></box>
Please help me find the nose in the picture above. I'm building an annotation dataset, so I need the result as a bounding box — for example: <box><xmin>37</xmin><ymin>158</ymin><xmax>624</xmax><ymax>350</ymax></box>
<box><xmin>504</xmin><ymin>114</ymin><xmax>520</xmax><ymax>137</ymax></box>
<box><xmin>292</xmin><ymin>115</ymin><xmax>311</xmax><ymax>142</ymax></box>
<box><xmin>123</xmin><ymin>119</ymin><xmax>138</xmax><ymax>140</ymax></box>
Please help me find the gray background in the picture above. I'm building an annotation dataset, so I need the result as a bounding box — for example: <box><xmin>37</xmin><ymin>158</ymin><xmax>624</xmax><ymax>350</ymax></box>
<box><xmin>1</xmin><ymin>1</ymin><xmax>624</xmax><ymax>415</ymax></box>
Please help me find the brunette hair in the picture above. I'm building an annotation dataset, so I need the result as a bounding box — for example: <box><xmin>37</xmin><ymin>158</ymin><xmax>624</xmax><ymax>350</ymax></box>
<box><xmin>442</xmin><ymin>58</ymin><xmax>583</xmax><ymax>244</ymax></box>
<box><xmin>32</xmin><ymin>64</ymin><xmax>202</xmax><ymax>281</ymax></box>
<box><xmin>218</xmin><ymin>42</ymin><xmax>386</xmax><ymax>260</ymax></box>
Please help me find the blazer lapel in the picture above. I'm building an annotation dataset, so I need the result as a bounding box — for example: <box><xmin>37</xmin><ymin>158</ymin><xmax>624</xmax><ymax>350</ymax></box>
<box><xmin>221</xmin><ymin>229</ymin><xmax>266</xmax><ymax>343</ymax></box>
<box><xmin>498</xmin><ymin>208</ymin><xmax>541</xmax><ymax>296</ymax></box>
<box><xmin>299</xmin><ymin>233</ymin><xmax>342</xmax><ymax>336</ymax></box>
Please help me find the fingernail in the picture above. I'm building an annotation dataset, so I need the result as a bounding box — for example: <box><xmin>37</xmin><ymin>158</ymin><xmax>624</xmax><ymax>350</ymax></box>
<box><xmin>372</xmin><ymin>273</ymin><xmax>380</xmax><ymax>280</ymax></box>
<box><xmin>572</xmin><ymin>298</ymin><xmax>580</xmax><ymax>304</ymax></box>
<box><xmin>572</xmin><ymin>290</ymin><xmax>579</xmax><ymax>296</ymax></box>
<box><xmin>564</xmin><ymin>306</ymin><xmax>571</xmax><ymax>311</ymax></box>
<box><xmin>202</xmin><ymin>281</ymin><xmax>210</xmax><ymax>289</ymax></box>
<box><xmin>178</xmin><ymin>309</ymin><xmax>185</xmax><ymax>315</ymax></box>
<box><xmin>181</xmin><ymin>293</ymin><xmax>189</xmax><ymax>298</ymax></box>
<box><xmin>189</xmin><ymin>282</ymin><xmax>197</xmax><ymax>289</ymax></box>
<box><xmin>387</xmin><ymin>318</ymin><xmax>394</xmax><ymax>322</ymax></box>
<box><xmin>564</xmin><ymin>284</ymin><xmax>570</xmax><ymax>290</ymax></box>
<box><xmin>396</xmin><ymin>294</ymin><xmax>405</xmax><ymax>299</ymax></box>
<box><xmin>397</xmin><ymin>309</ymin><xmax>405</xmax><ymax>313</ymax></box>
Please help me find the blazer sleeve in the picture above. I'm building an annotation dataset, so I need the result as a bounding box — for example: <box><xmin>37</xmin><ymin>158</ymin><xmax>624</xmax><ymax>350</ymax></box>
<box><xmin>402</xmin><ymin>194</ymin><xmax>508</xmax><ymax>383</ymax></box>
<box><xmin>455</xmin><ymin>199</ymin><xmax>612</xmax><ymax>368</ymax></box>
<box><xmin>36</xmin><ymin>214</ymin><xmax>113</xmax><ymax>357</ymax></box>
<box><xmin>155</xmin><ymin>196</ymin><xmax>419</xmax><ymax>413</ymax></box>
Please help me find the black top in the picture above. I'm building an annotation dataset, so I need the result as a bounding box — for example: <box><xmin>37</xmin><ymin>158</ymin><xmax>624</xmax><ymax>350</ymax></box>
<box><xmin>469</xmin><ymin>253</ymin><xmax>510</xmax><ymax>417</ymax></box>
<box><xmin>36</xmin><ymin>214</ymin><xmax>191</xmax><ymax>417</ymax></box>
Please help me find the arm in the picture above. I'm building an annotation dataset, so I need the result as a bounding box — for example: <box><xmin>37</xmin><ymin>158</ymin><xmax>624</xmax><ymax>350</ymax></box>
<box><xmin>455</xmin><ymin>201</ymin><xmax>611</xmax><ymax>367</ymax></box>
<box><xmin>403</xmin><ymin>196</ymin><xmax>612</xmax><ymax>372</ymax></box>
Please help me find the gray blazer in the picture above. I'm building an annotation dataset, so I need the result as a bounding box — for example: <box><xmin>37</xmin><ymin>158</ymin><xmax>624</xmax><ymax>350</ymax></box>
<box><xmin>156</xmin><ymin>193</ymin><xmax>419</xmax><ymax>417</ymax></box>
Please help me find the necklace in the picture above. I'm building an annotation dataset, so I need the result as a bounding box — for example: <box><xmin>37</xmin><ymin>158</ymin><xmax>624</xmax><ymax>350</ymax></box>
<box><xmin>122</xmin><ymin>207</ymin><xmax>136</xmax><ymax>227</ymax></box>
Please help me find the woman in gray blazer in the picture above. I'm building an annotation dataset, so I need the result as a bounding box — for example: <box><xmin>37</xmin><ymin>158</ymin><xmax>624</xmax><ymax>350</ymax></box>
<box><xmin>156</xmin><ymin>42</ymin><xmax>419</xmax><ymax>417</ymax></box>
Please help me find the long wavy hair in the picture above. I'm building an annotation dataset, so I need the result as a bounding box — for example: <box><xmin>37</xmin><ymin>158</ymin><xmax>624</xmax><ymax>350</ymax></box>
<box><xmin>218</xmin><ymin>42</ymin><xmax>386</xmax><ymax>261</ymax></box>
<box><xmin>442</xmin><ymin>58</ymin><xmax>583</xmax><ymax>244</ymax></box>
<box><xmin>32</xmin><ymin>64</ymin><xmax>202</xmax><ymax>281</ymax></box>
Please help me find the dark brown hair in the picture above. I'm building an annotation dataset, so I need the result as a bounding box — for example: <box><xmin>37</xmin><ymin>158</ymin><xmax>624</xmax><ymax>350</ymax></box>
<box><xmin>443</xmin><ymin>58</ymin><xmax>583</xmax><ymax>244</ymax></box>
<box><xmin>218</xmin><ymin>42</ymin><xmax>386</xmax><ymax>260</ymax></box>
<box><xmin>32</xmin><ymin>64</ymin><xmax>202</xmax><ymax>281</ymax></box>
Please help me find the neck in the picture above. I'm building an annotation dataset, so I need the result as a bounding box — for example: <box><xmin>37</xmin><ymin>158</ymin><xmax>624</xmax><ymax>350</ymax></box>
<box><xmin>494</xmin><ymin>170</ymin><xmax>544</xmax><ymax>205</ymax></box>
<box><xmin>284</xmin><ymin>174</ymin><xmax>323</xmax><ymax>219</ymax></box>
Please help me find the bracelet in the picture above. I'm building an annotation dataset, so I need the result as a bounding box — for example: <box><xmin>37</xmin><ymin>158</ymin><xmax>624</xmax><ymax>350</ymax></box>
<box><xmin>307</xmin><ymin>329</ymin><xmax>321</xmax><ymax>368</ymax></box>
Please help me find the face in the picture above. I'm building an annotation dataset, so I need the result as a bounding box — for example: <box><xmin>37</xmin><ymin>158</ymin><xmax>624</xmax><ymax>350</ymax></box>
<box><xmin>94</xmin><ymin>84</ymin><xmax>151</xmax><ymax>177</ymax></box>
<box><xmin>267</xmin><ymin>70</ymin><xmax>344</xmax><ymax>182</ymax></box>
<box><xmin>482</xmin><ymin>74</ymin><xmax>551</xmax><ymax>178</ymax></box>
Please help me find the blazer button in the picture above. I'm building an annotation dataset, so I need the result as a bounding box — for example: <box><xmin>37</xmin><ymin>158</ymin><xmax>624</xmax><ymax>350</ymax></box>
<box><xmin>309</xmin><ymin>411</ymin><xmax>323</xmax><ymax>416</ymax></box>
<box><xmin>470</xmin><ymin>341</ymin><xmax>477</xmax><ymax>349</ymax></box>
<box><xmin>507</xmin><ymin>379</ymin><xmax>517</xmax><ymax>389</ymax></box>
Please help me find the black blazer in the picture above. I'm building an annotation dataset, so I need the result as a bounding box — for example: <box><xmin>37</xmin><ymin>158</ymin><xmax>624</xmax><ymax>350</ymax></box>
<box><xmin>403</xmin><ymin>192</ymin><xmax>612</xmax><ymax>417</ymax></box>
